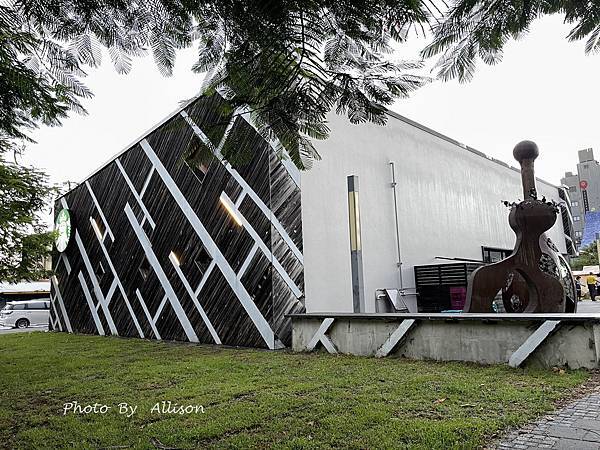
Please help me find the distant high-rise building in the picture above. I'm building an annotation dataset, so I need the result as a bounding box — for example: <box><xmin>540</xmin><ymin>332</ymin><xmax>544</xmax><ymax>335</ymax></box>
<box><xmin>561</xmin><ymin>148</ymin><xmax>600</xmax><ymax>248</ymax></box>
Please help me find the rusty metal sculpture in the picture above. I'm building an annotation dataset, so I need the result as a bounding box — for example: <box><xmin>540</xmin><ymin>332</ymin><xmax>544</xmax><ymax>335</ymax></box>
<box><xmin>463</xmin><ymin>141</ymin><xmax>577</xmax><ymax>313</ymax></box>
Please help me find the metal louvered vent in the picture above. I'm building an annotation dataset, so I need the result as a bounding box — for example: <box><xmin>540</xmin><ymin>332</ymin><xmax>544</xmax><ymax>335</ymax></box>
<box><xmin>414</xmin><ymin>263</ymin><xmax>483</xmax><ymax>312</ymax></box>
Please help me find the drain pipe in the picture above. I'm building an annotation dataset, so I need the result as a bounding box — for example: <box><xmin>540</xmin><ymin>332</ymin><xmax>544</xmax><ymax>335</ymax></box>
<box><xmin>389</xmin><ymin>161</ymin><xmax>404</xmax><ymax>290</ymax></box>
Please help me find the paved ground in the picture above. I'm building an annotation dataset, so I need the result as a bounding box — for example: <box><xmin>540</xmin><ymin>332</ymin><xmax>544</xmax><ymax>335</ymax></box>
<box><xmin>496</xmin><ymin>389</ymin><xmax>600</xmax><ymax>449</ymax></box>
<box><xmin>577</xmin><ymin>300</ymin><xmax>600</xmax><ymax>313</ymax></box>
<box><xmin>0</xmin><ymin>325</ymin><xmax>47</xmax><ymax>335</ymax></box>
<box><xmin>493</xmin><ymin>301</ymin><xmax>600</xmax><ymax>449</ymax></box>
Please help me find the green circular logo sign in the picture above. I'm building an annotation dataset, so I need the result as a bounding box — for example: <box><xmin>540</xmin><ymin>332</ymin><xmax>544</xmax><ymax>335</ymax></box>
<box><xmin>54</xmin><ymin>208</ymin><xmax>72</xmax><ymax>252</ymax></box>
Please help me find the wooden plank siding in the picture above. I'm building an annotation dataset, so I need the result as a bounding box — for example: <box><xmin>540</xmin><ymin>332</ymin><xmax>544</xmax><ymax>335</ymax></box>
<box><xmin>51</xmin><ymin>95</ymin><xmax>305</xmax><ymax>348</ymax></box>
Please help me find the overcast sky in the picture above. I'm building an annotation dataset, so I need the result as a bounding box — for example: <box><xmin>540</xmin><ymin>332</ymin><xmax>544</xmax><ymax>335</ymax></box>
<box><xmin>23</xmin><ymin>14</ymin><xmax>600</xmax><ymax>190</ymax></box>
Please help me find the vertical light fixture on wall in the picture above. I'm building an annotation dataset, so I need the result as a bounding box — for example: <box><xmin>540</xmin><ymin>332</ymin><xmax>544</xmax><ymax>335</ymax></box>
<box><xmin>90</xmin><ymin>217</ymin><xmax>103</xmax><ymax>240</ymax></box>
<box><xmin>219</xmin><ymin>192</ymin><xmax>244</xmax><ymax>227</ymax></box>
<box><xmin>347</xmin><ymin>175</ymin><xmax>365</xmax><ymax>313</ymax></box>
<box><xmin>169</xmin><ymin>251</ymin><xmax>181</xmax><ymax>267</ymax></box>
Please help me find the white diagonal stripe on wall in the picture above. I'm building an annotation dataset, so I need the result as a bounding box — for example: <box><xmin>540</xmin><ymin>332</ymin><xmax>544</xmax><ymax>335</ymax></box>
<box><xmin>169</xmin><ymin>253</ymin><xmax>222</xmax><ymax>344</ymax></box>
<box><xmin>140</xmin><ymin>139</ymin><xmax>276</xmax><ymax>349</ymax></box>
<box><xmin>140</xmin><ymin>167</ymin><xmax>155</xmax><ymax>198</ymax></box>
<box><xmin>180</xmin><ymin>110</ymin><xmax>229</xmax><ymax>160</ymax></box>
<box><xmin>238</xmin><ymin>109</ymin><xmax>301</xmax><ymax>188</ymax></box>
<box><xmin>105</xmin><ymin>279</ymin><xmax>118</xmax><ymax>306</ymax></box>
<box><xmin>78</xmin><ymin>271</ymin><xmax>106</xmax><ymax>335</ymax></box>
<box><xmin>50</xmin><ymin>306</ymin><xmax>60</xmax><ymax>331</ymax></box>
<box><xmin>50</xmin><ymin>276</ymin><xmax>72</xmax><ymax>332</ymax></box>
<box><xmin>215</xmin><ymin>128</ymin><xmax>304</xmax><ymax>264</ymax></box>
<box><xmin>235</xmin><ymin>191</ymin><xmax>247</xmax><ymax>208</ymax></box>
<box><xmin>194</xmin><ymin>261</ymin><xmax>215</xmax><ymax>297</ymax></box>
<box><xmin>136</xmin><ymin>289</ymin><xmax>162</xmax><ymax>340</ymax></box>
<box><xmin>74</xmin><ymin>232</ymin><xmax>119</xmax><ymax>336</ymax></box>
<box><xmin>50</xmin><ymin>310</ymin><xmax>59</xmax><ymax>331</ymax></box>
<box><xmin>221</xmin><ymin>192</ymin><xmax>302</xmax><ymax>298</ymax></box>
<box><xmin>181</xmin><ymin>108</ymin><xmax>301</xmax><ymax>188</ymax></box>
<box><xmin>85</xmin><ymin>181</ymin><xmax>115</xmax><ymax>241</ymax></box>
<box><xmin>62</xmin><ymin>193</ymin><xmax>119</xmax><ymax>336</ymax></box>
<box><xmin>49</xmin><ymin>294</ymin><xmax>63</xmax><ymax>331</ymax></box>
<box><xmin>60</xmin><ymin>254</ymin><xmax>72</xmax><ymax>274</ymax></box>
<box><xmin>237</xmin><ymin>243</ymin><xmax>259</xmax><ymax>280</ymax></box>
<box><xmin>115</xmin><ymin>159</ymin><xmax>156</xmax><ymax>229</ymax></box>
<box><xmin>180</xmin><ymin>111</ymin><xmax>304</xmax><ymax>264</ymax></box>
<box><xmin>90</xmin><ymin>239</ymin><xmax>144</xmax><ymax>338</ymax></box>
<box><xmin>125</xmin><ymin>202</ymin><xmax>199</xmax><ymax>343</ymax></box>
<box><xmin>97</xmin><ymin>278</ymin><xmax>118</xmax><ymax>311</ymax></box>
<box><xmin>152</xmin><ymin>294</ymin><xmax>168</xmax><ymax>323</ymax></box>
<box><xmin>82</xmin><ymin>187</ymin><xmax>145</xmax><ymax>338</ymax></box>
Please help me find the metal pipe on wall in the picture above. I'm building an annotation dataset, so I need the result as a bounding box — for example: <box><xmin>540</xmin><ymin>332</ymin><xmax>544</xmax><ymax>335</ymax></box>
<box><xmin>389</xmin><ymin>161</ymin><xmax>404</xmax><ymax>290</ymax></box>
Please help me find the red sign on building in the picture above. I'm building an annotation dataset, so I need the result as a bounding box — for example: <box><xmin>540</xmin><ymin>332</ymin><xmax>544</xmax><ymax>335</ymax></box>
<box><xmin>580</xmin><ymin>180</ymin><xmax>589</xmax><ymax>190</ymax></box>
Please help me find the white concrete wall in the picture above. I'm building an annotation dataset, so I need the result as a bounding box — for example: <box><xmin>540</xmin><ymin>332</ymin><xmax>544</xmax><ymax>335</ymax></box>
<box><xmin>301</xmin><ymin>112</ymin><xmax>567</xmax><ymax>313</ymax></box>
<box><xmin>291</xmin><ymin>316</ymin><xmax>600</xmax><ymax>369</ymax></box>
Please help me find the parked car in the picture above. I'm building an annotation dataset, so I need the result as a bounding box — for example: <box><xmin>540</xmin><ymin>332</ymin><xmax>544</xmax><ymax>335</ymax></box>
<box><xmin>0</xmin><ymin>300</ymin><xmax>50</xmax><ymax>328</ymax></box>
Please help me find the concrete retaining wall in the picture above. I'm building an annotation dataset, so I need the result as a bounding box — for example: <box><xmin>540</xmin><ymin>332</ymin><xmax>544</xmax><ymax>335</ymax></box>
<box><xmin>291</xmin><ymin>313</ymin><xmax>600</xmax><ymax>369</ymax></box>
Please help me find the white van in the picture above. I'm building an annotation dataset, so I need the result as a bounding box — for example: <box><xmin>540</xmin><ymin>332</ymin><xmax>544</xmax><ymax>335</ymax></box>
<box><xmin>0</xmin><ymin>300</ymin><xmax>50</xmax><ymax>328</ymax></box>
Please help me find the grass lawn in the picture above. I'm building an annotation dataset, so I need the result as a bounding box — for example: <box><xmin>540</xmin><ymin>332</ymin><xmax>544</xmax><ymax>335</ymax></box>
<box><xmin>0</xmin><ymin>332</ymin><xmax>590</xmax><ymax>449</ymax></box>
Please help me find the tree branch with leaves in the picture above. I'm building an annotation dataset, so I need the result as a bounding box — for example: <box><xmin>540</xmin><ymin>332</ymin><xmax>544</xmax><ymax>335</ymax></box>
<box><xmin>4</xmin><ymin>0</ymin><xmax>441</xmax><ymax>169</ymax></box>
<box><xmin>570</xmin><ymin>242</ymin><xmax>599</xmax><ymax>271</ymax></box>
<box><xmin>423</xmin><ymin>0</ymin><xmax>600</xmax><ymax>82</ymax></box>
<box><xmin>0</xmin><ymin>150</ymin><xmax>56</xmax><ymax>282</ymax></box>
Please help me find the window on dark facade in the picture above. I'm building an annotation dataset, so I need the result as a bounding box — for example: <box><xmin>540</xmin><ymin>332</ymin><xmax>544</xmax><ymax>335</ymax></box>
<box><xmin>138</xmin><ymin>257</ymin><xmax>151</xmax><ymax>281</ymax></box>
<box><xmin>186</xmin><ymin>159</ymin><xmax>210</xmax><ymax>184</ymax></box>
<box><xmin>193</xmin><ymin>245</ymin><xmax>212</xmax><ymax>275</ymax></box>
<box><xmin>91</xmin><ymin>215</ymin><xmax>105</xmax><ymax>240</ymax></box>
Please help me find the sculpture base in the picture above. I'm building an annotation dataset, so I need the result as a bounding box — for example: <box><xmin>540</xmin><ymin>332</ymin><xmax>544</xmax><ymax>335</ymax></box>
<box><xmin>288</xmin><ymin>312</ymin><xmax>600</xmax><ymax>369</ymax></box>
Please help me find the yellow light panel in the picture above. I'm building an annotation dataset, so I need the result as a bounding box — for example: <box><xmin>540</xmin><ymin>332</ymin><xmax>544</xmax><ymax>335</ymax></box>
<box><xmin>219</xmin><ymin>193</ymin><xmax>243</xmax><ymax>227</ymax></box>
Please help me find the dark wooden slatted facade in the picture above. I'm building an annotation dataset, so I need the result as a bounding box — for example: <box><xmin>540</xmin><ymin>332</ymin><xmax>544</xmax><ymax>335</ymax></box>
<box><xmin>50</xmin><ymin>95</ymin><xmax>305</xmax><ymax>348</ymax></box>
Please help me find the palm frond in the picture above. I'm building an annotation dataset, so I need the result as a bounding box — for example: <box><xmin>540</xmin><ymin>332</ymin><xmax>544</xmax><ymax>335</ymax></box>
<box><xmin>584</xmin><ymin>26</ymin><xmax>600</xmax><ymax>54</ymax></box>
<box><xmin>109</xmin><ymin>45</ymin><xmax>133</xmax><ymax>74</ymax></box>
<box><xmin>70</xmin><ymin>33</ymin><xmax>102</xmax><ymax>67</ymax></box>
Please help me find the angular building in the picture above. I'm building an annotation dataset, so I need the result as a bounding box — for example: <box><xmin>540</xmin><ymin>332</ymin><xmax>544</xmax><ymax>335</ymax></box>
<box><xmin>51</xmin><ymin>94</ymin><xmax>575</xmax><ymax>348</ymax></box>
<box><xmin>561</xmin><ymin>148</ymin><xmax>600</xmax><ymax>248</ymax></box>
<box><xmin>51</xmin><ymin>95</ymin><xmax>304</xmax><ymax>349</ymax></box>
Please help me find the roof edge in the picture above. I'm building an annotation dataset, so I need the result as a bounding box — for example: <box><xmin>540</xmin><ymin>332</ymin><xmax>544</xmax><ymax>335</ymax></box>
<box><xmin>56</xmin><ymin>92</ymin><xmax>203</xmax><ymax>201</ymax></box>
<box><xmin>56</xmin><ymin>97</ymin><xmax>560</xmax><ymax>203</ymax></box>
<box><xmin>384</xmin><ymin>109</ymin><xmax>559</xmax><ymax>190</ymax></box>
